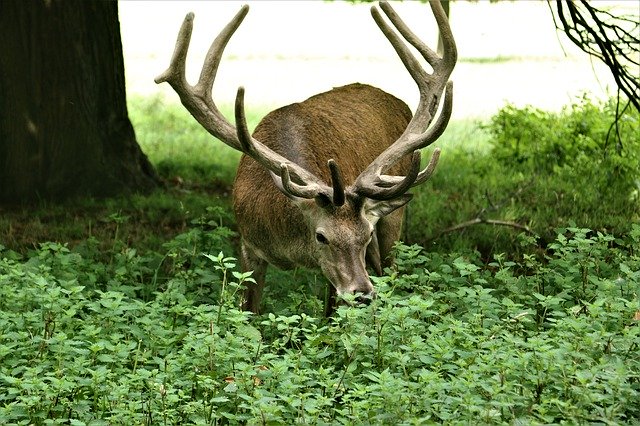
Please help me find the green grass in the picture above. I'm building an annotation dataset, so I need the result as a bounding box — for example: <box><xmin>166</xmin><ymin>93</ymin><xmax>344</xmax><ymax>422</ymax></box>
<box><xmin>0</xmin><ymin>192</ymin><xmax>233</xmax><ymax>259</ymax></box>
<box><xmin>3</xmin><ymin>94</ymin><xmax>636</xmax><ymax>260</ymax></box>
<box><xmin>128</xmin><ymin>95</ymin><xmax>262</xmax><ymax>186</ymax></box>
<box><xmin>433</xmin><ymin>117</ymin><xmax>491</xmax><ymax>153</ymax></box>
<box><xmin>128</xmin><ymin>94</ymin><xmax>490</xmax><ymax>187</ymax></box>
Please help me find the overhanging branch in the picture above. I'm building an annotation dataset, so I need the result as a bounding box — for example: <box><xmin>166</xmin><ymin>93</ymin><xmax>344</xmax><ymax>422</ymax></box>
<box><xmin>550</xmin><ymin>0</ymin><xmax>639</xmax><ymax>111</ymax></box>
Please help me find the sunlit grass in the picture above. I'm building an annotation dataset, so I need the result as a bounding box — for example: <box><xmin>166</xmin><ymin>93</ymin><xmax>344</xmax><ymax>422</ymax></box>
<box><xmin>435</xmin><ymin>118</ymin><xmax>491</xmax><ymax>153</ymax></box>
<box><xmin>128</xmin><ymin>95</ymin><xmax>270</xmax><ymax>185</ymax></box>
<box><xmin>128</xmin><ymin>94</ymin><xmax>490</xmax><ymax>186</ymax></box>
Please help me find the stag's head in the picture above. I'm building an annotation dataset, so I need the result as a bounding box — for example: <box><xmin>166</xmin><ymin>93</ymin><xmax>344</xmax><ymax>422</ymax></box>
<box><xmin>289</xmin><ymin>178</ymin><xmax>415</xmax><ymax>302</ymax></box>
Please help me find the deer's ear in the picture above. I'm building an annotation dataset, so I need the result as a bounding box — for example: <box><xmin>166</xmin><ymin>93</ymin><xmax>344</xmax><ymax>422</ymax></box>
<box><xmin>364</xmin><ymin>194</ymin><xmax>413</xmax><ymax>219</ymax></box>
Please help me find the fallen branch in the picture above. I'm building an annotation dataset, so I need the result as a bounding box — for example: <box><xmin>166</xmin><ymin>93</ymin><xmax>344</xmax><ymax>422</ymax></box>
<box><xmin>426</xmin><ymin>217</ymin><xmax>537</xmax><ymax>243</ymax></box>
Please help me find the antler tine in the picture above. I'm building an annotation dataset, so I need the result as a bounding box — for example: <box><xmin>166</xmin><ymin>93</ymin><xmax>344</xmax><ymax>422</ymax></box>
<box><xmin>428</xmin><ymin>1</ymin><xmax>457</xmax><ymax>71</ymax></box>
<box><xmin>378</xmin><ymin>1</ymin><xmax>456</xmax><ymax>75</ymax></box>
<box><xmin>378</xmin><ymin>2</ymin><xmax>440</xmax><ymax>66</ymax></box>
<box><xmin>155</xmin><ymin>10</ymin><xmax>244</xmax><ymax>150</ymax></box>
<box><xmin>154</xmin><ymin>12</ymin><xmax>193</xmax><ymax>87</ymax></box>
<box><xmin>278</xmin><ymin>164</ymin><xmax>327</xmax><ymax>199</ymax></box>
<box><xmin>370</xmin><ymin>5</ymin><xmax>429</xmax><ymax>103</ymax></box>
<box><xmin>357</xmin><ymin>151</ymin><xmax>422</xmax><ymax>200</ymax></box>
<box><xmin>415</xmin><ymin>81</ymin><xmax>454</xmax><ymax>147</ymax></box>
<box><xmin>371</xmin><ymin>148</ymin><xmax>441</xmax><ymax>191</ymax></box>
<box><xmin>235</xmin><ymin>86</ymin><xmax>264</xmax><ymax>157</ymax></box>
<box><xmin>352</xmin><ymin>1</ymin><xmax>457</xmax><ymax>201</ymax></box>
<box><xmin>413</xmin><ymin>148</ymin><xmax>440</xmax><ymax>185</ymax></box>
<box><xmin>328</xmin><ymin>160</ymin><xmax>346</xmax><ymax>206</ymax></box>
<box><xmin>194</xmin><ymin>6</ymin><xmax>249</xmax><ymax>103</ymax></box>
<box><xmin>377</xmin><ymin>1</ymin><xmax>456</xmax><ymax>118</ymax></box>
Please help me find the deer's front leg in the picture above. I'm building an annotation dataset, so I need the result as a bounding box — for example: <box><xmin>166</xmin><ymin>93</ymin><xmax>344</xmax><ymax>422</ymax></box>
<box><xmin>240</xmin><ymin>242</ymin><xmax>268</xmax><ymax>314</ymax></box>
<box><xmin>324</xmin><ymin>283</ymin><xmax>337</xmax><ymax>317</ymax></box>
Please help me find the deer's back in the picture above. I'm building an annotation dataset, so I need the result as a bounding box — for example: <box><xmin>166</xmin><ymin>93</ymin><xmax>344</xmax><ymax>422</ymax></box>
<box><xmin>250</xmin><ymin>83</ymin><xmax>410</xmax><ymax>181</ymax></box>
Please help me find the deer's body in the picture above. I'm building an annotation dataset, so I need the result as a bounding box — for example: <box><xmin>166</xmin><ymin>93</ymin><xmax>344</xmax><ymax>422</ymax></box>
<box><xmin>234</xmin><ymin>84</ymin><xmax>412</xmax><ymax>312</ymax></box>
<box><xmin>156</xmin><ymin>1</ymin><xmax>457</xmax><ymax>314</ymax></box>
<box><xmin>234</xmin><ymin>83</ymin><xmax>412</xmax><ymax>266</ymax></box>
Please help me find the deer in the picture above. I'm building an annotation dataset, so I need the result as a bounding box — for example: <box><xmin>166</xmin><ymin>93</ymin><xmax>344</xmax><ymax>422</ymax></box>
<box><xmin>155</xmin><ymin>1</ymin><xmax>457</xmax><ymax>315</ymax></box>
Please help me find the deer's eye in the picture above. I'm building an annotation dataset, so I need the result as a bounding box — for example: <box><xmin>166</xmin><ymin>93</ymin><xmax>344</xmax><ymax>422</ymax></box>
<box><xmin>316</xmin><ymin>232</ymin><xmax>329</xmax><ymax>245</ymax></box>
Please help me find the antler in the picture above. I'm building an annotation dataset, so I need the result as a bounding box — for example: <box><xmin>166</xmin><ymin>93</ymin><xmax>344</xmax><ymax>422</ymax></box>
<box><xmin>155</xmin><ymin>6</ymin><xmax>344</xmax><ymax>204</ymax></box>
<box><xmin>352</xmin><ymin>0</ymin><xmax>457</xmax><ymax>200</ymax></box>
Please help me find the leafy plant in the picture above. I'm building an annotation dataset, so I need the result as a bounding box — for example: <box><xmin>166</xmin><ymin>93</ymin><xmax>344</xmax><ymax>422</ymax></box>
<box><xmin>1</xmin><ymin>226</ymin><xmax>638</xmax><ymax>424</ymax></box>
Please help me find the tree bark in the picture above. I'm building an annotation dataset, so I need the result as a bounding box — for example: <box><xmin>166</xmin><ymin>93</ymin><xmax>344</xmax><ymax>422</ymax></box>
<box><xmin>0</xmin><ymin>0</ymin><xmax>159</xmax><ymax>204</ymax></box>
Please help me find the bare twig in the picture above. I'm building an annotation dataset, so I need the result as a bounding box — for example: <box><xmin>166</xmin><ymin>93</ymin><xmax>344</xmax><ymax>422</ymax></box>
<box><xmin>426</xmin><ymin>217</ymin><xmax>537</xmax><ymax>243</ymax></box>
<box><xmin>421</xmin><ymin>178</ymin><xmax>538</xmax><ymax>244</ymax></box>
<box><xmin>549</xmin><ymin>0</ymin><xmax>639</xmax><ymax>112</ymax></box>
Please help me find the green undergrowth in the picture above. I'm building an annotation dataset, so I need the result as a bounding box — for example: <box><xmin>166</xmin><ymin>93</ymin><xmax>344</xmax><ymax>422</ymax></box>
<box><xmin>1</xmin><ymin>224</ymin><xmax>639</xmax><ymax>424</ymax></box>
<box><xmin>0</xmin><ymin>192</ymin><xmax>234</xmax><ymax>259</ymax></box>
<box><xmin>407</xmin><ymin>96</ymin><xmax>639</xmax><ymax>256</ymax></box>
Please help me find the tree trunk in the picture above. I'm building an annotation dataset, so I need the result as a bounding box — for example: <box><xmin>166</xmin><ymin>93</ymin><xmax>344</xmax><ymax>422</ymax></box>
<box><xmin>0</xmin><ymin>0</ymin><xmax>159</xmax><ymax>204</ymax></box>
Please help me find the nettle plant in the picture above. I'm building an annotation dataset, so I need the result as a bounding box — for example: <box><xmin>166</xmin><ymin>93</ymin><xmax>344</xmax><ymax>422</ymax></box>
<box><xmin>0</xmin><ymin>225</ymin><xmax>638</xmax><ymax>424</ymax></box>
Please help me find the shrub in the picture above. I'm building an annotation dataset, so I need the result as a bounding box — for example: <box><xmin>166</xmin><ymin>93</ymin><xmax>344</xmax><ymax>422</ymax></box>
<box><xmin>2</xmin><ymin>95</ymin><xmax>637</xmax><ymax>423</ymax></box>
<box><xmin>489</xmin><ymin>97</ymin><xmax>639</xmax><ymax>179</ymax></box>
<box><xmin>409</xmin><ymin>97</ymin><xmax>639</xmax><ymax>255</ymax></box>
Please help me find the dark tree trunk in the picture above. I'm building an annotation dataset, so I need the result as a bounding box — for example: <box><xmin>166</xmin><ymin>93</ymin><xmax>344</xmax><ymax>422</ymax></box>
<box><xmin>0</xmin><ymin>0</ymin><xmax>159</xmax><ymax>204</ymax></box>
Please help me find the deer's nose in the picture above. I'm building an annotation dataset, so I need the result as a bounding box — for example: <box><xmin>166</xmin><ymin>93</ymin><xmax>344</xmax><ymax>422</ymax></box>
<box><xmin>348</xmin><ymin>279</ymin><xmax>376</xmax><ymax>305</ymax></box>
<box><xmin>354</xmin><ymin>291</ymin><xmax>376</xmax><ymax>306</ymax></box>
